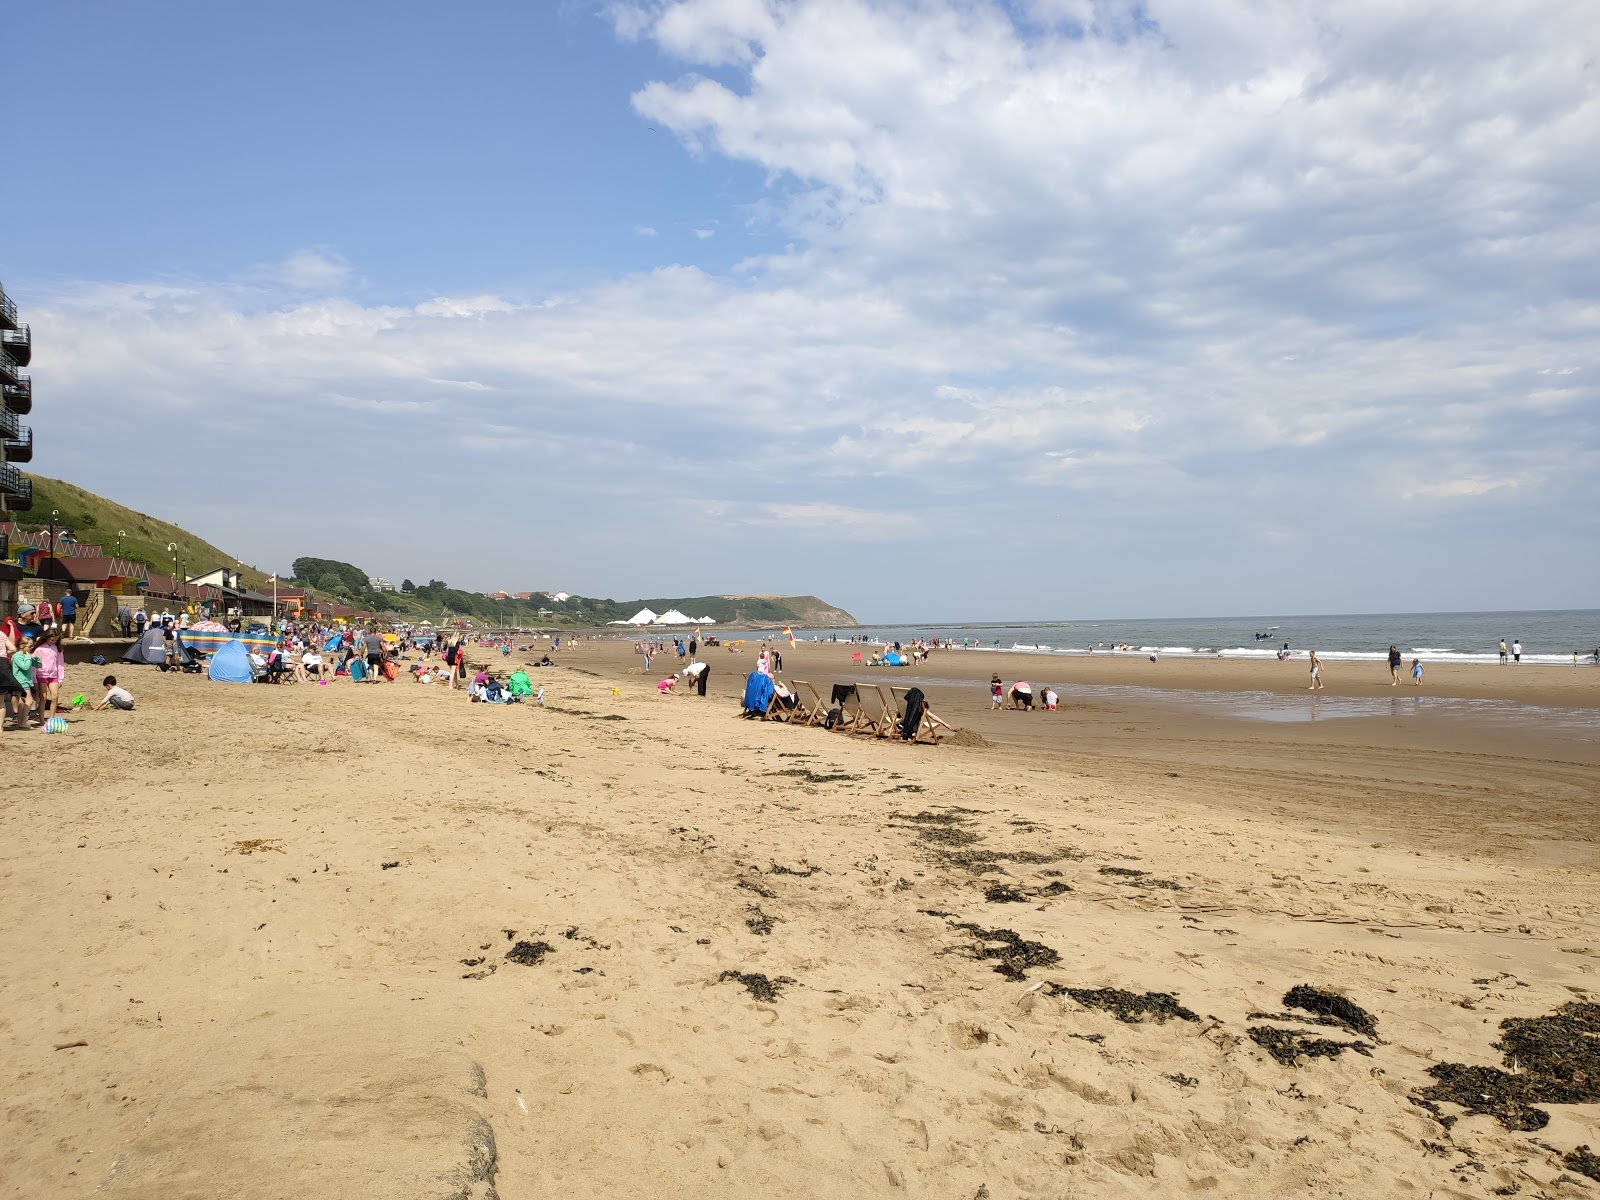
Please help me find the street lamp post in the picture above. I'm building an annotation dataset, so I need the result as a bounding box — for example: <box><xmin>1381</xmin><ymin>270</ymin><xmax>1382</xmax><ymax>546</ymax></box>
<box><xmin>48</xmin><ymin>509</ymin><xmax>59</xmax><ymax>566</ymax></box>
<box><xmin>116</xmin><ymin>529</ymin><xmax>127</xmax><ymax>558</ymax></box>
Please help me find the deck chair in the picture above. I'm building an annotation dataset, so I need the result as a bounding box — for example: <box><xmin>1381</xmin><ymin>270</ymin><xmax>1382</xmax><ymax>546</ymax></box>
<box><xmin>861</xmin><ymin>683</ymin><xmax>899</xmax><ymax>739</ymax></box>
<box><xmin>891</xmin><ymin>685</ymin><xmax>945</xmax><ymax>745</ymax></box>
<box><xmin>828</xmin><ymin>683</ymin><xmax>869</xmax><ymax>735</ymax></box>
<box><xmin>788</xmin><ymin>680</ymin><xmax>827</xmax><ymax>727</ymax></box>
<box><xmin>767</xmin><ymin>680</ymin><xmax>802</xmax><ymax>723</ymax></box>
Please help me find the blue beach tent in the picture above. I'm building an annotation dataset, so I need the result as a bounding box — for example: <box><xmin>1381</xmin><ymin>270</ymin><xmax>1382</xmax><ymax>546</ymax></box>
<box><xmin>208</xmin><ymin>638</ymin><xmax>255</xmax><ymax>684</ymax></box>
<box><xmin>323</xmin><ymin>633</ymin><xmax>344</xmax><ymax>652</ymax></box>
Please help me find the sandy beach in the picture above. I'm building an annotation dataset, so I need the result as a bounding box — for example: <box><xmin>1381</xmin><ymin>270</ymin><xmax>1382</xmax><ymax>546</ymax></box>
<box><xmin>4</xmin><ymin>642</ymin><xmax>1597</xmax><ymax>1198</ymax></box>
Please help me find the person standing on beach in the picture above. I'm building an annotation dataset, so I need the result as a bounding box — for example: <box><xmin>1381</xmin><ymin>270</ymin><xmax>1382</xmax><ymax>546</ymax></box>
<box><xmin>1499</xmin><ymin>638</ymin><xmax>1509</xmax><ymax>665</ymax></box>
<box><xmin>990</xmin><ymin>674</ymin><xmax>1004</xmax><ymax>709</ymax></box>
<box><xmin>1411</xmin><ymin>658</ymin><xmax>1423</xmax><ymax>686</ymax></box>
<box><xmin>1387</xmin><ymin>645</ymin><xmax>1402</xmax><ymax>685</ymax></box>
<box><xmin>1308</xmin><ymin>650</ymin><xmax>1324</xmax><ymax>690</ymax></box>
<box><xmin>1512</xmin><ymin>639</ymin><xmax>1522</xmax><ymax>664</ymax></box>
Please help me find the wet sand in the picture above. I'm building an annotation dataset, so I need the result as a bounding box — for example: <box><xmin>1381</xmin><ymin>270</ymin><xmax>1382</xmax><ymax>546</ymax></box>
<box><xmin>3</xmin><ymin>642</ymin><xmax>1597</xmax><ymax>1198</ymax></box>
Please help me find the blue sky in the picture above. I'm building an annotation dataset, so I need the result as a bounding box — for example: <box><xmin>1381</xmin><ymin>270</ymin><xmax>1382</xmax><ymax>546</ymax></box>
<box><xmin>6</xmin><ymin>0</ymin><xmax>1596</xmax><ymax>621</ymax></box>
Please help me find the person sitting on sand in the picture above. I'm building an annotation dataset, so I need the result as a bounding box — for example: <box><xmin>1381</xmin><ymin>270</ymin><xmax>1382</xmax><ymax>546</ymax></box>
<box><xmin>1042</xmin><ymin>687</ymin><xmax>1058</xmax><ymax>711</ymax></box>
<box><xmin>657</xmin><ymin>677</ymin><xmax>677</xmax><ymax>694</ymax></box>
<box><xmin>508</xmin><ymin>669</ymin><xmax>532</xmax><ymax>698</ymax></box>
<box><xmin>93</xmin><ymin>675</ymin><xmax>135</xmax><ymax>711</ymax></box>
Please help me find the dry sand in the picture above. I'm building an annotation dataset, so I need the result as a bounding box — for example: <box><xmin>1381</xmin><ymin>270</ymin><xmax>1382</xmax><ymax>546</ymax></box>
<box><xmin>3</xmin><ymin>639</ymin><xmax>1598</xmax><ymax>1199</ymax></box>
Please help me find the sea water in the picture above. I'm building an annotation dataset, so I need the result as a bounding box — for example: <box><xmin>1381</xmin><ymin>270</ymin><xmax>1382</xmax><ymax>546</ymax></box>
<box><xmin>786</xmin><ymin>609</ymin><xmax>1600</xmax><ymax>667</ymax></box>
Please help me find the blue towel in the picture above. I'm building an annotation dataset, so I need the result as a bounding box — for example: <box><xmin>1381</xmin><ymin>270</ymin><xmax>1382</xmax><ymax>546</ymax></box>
<box><xmin>742</xmin><ymin>673</ymin><xmax>775</xmax><ymax>714</ymax></box>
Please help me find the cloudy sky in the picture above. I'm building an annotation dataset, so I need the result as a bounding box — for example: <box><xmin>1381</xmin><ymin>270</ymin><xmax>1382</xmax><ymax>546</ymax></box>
<box><xmin>8</xmin><ymin>0</ymin><xmax>1596</xmax><ymax>621</ymax></box>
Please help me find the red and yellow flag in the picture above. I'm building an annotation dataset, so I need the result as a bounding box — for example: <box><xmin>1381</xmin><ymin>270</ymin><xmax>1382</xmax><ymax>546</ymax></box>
<box><xmin>781</xmin><ymin>625</ymin><xmax>795</xmax><ymax>647</ymax></box>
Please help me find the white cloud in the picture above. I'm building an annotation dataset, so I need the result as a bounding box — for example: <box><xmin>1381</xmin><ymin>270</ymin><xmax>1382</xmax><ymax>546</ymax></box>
<box><xmin>635</xmin><ymin>224</ymin><xmax>659</xmax><ymax>236</ymax></box>
<box><xmin>23</xmin><ymin>1</ymin><xmax>1599</xmax><ymax>614</ymax></box>
<box><xmin>257</xmin><ymin>247</ymin><xmax>352</xmax><ymax>290</ymax></box>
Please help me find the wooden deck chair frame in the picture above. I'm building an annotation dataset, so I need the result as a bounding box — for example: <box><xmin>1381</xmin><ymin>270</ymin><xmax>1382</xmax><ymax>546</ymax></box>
<box><xmin>830</xmin><ymin>684</ymin><xmax>870</xmax><ymax>735</ymax></box>
<box><xmin>890</xmin><ymin>685</ymin><xmax>944</xmax><ymax>745</ymax></box>
<box><xmin>767</xmin><ymin>679</ymin><xmax>802</xmax><ymax>723</ymax></box>
<box><xmin>742</xmin><ymin>672</ymin><xmax>788</xmax><ymax>722</ymax></box>
<box><xmin>788</xmin><ymin>680</ymin><xmax>827</xmax><ymax>727</ymax></box>
<box><xmin>861</xmin><ymin>682</ymin><xmax>899</xmax><ymax>739</ymax></box>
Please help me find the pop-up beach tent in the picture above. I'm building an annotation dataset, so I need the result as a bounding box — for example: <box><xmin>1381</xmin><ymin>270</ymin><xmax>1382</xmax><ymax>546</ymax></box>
<box><xmin>208</xmin><ymin>638</ymin><xmax>255</xmax><ymax>684</ymax></box>
<box><xmin>121</xmin><ymin>627</ymin><xmax>196</xmax><ymax>667</ymax></box>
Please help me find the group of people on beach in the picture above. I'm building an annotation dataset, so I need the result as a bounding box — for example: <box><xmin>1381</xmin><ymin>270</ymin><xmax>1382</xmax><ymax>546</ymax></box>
<box><xmin>989</xmin><ymin>674</ymin><xmax>1059</xmax><ymax>711</ymax></box>
<box><xmin>2</xmin><ymin>604</ymin><xmax>135</xmax><ymax>731</ymax></box>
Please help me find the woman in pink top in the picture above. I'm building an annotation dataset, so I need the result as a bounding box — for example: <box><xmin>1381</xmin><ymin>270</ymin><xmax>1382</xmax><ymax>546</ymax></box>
<box><xmin>34</xmin><ymin>626</ymin><xmax>66</xmax><ymax>721</ymax></box>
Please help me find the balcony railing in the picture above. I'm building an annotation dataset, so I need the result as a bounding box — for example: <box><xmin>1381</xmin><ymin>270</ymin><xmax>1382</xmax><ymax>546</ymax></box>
<box><xmin>0</xmin><ymin>289</ymin><xmax>16</xmax><ymax>330</ymax></box>
<box><xmin>0</xmin><ymin>406</ymin><xmax>17</xmax><ymax>438</ymax></box>
<box><xmin>10</xmin><ymin>478</ymin><xmax>32</xmax><ymax>512</ymax></box>
<box><xmin>2</xmin><ymin>376</ymin><xmax>29</xmax><ymax>415</ymax></box>
<box><xmin>0</xmin><ymin>325</ymin><xmax>29</xmax><ymax>368</ymax></box>
<box><xmin>3</xmin><ymin>427</ymin><xmax>32</xmax><ymax>463</ymax></box>
<box><xmin>0</xmin><ymin>464</ymin><xmax>23</xmax><ymax>496</ymax></box>
<box><xmin>0</xmin><ymin>354</ymin><xmax>15</xmax><ymax>384</ymax></box>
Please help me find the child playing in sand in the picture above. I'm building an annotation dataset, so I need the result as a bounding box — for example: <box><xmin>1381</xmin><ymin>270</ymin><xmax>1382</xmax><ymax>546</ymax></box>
<box><xmin>657</xmin><ymin>677</ymin><xmax>677</xmax><ymax>694</ymax></box>
<box><xmin>8</xmin><ymin>633</ymin><xmax>40</xmax><ymax>730</ymax></box>
<box><xmin>93</xmin><ymin>675</ymin><xmax>135</xmax><ymax>711</ymax></box>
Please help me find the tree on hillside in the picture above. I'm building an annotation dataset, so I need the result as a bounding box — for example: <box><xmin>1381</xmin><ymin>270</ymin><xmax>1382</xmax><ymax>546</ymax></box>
<box><xmin>401</xmin><ymin>579</ymin><xmax>415</xmax><ymax>593</ymax></box>
<box><xmin>292</xmin><ymin>557</ymin><xmax>372</xmax><ymax>600</ymax></box>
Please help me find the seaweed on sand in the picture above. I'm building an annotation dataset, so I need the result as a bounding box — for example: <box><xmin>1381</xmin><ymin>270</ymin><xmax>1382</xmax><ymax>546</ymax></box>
<box><xmin>1283</xmin><ymin>984</ymin><xmax>1380</xmax><ymax>1040</ymax></box>
<box><xmin>983</xmin><ymin>883</ymin><xmax>1030</xmax><ymax>903</ymax></box>
<box><xmin>1249</xmin><ymin>1025</ymin><xmax>1372</xmax><ymax>1065</ymax></box>
<box><xmin>950</xmin><ymin>923</ymin><xmax>1061</xmax><ymax>981</ymax></box>
<box><xmin>1045</xmin><ymin>985</ymin><xmax>1200</xmax><ymax>1024</ymax></box>
<box><xmin>719</xmin><ymin>971</ymin><xmax>796</xmax><ymax>1002</ymax></box>
<box><xmin>1564</xmin><ymin>1146</ymin><xmax>1600</xmax><ymax>1182</ymax></box>
<box><xmin>505</xmin><ymin>940</ymin><xmax>553</xmax><ymax>966</ymax></box>
<box><xmin>1417</xmin><ymin>1001</ymin><xmax>1600</xmax><ymax>1131</ymax></box>
<box><xmin>744</xmin><ymin>905</ymin><xmax>779</xmax><ymax>936</ymax></box>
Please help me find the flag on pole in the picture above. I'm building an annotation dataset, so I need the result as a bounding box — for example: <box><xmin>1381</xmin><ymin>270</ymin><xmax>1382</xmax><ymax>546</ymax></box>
<box><xmin>265</xmin><ymin>573</ymin><xmax>276</xmax><ymax>584</ymax></box>
<box><xmin>782</xmin><ymin>625</ymin><xmax>795</xmax><ymax>648</ymax></box>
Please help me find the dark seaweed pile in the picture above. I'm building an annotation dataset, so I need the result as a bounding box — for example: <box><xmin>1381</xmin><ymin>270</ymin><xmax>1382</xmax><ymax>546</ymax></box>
<box><xmin>505</xmin><ymin>940</ymin><xmax>553</xmax><ymax>966</ymax></box>
<box><xmin>1045</xmin><ymin>985</ymin><xmax>1200</xmax><ymax>1024</ymax></box>
<box><xmin>1250</xmin><ymin>1025</ymin><xmax>1372</xmax><ymax>1065</ymax></box>
<box><xmin>768</xmin><ymin>768</ymin><xmax>860</xmax><ymax>784</ymax></box>
<box><xmin>951</xmin><ymin>923</ymin><xmax>1061</xmax><ymax>981</ymax></box>
<box><xmin>744</xmin><ymin>905</ymin><xmax>779</xmax><ymax>936</ymax></box>
<box><xmin>1283</xmin><ymin>985</ymin><xmax>1380</xmax><ymax>1040</ymax></box>
<box><xmin>983</xmin><ymin>883</ymin><xmax>1029</xmax><ymax>903</ymax></box>
<box><xmin>719</xmin><ymin>970</ymin><xmax>796</xmax><ymax>1002</ymax></box>
<box><xmin>1565</xmin><ymin>1146</ymin><xmax>1600</xmax><ymax>1182</ymax></box>
<box><xmin>1418</xmin><ymin>1002</ymin><xmax>1600</xmax><ymax>1131</ymax></box>
<box><xmin>1098</xmin><ymin>866</ymin><xmax>1146</xmax><ymax>878</ymax></box>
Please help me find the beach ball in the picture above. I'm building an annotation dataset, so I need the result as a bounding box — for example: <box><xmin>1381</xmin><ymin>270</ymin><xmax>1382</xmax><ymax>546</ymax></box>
<box><xmin>44</xmin><ymin>716</ymin><xmax>70</xmax><ymax>734</ymax></box>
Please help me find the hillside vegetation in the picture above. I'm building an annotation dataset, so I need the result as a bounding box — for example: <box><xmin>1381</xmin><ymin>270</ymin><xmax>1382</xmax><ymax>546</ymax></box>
<box><xmin>13</xmin><ymin>474</ymin><xmax>858</xmax><ymax>628</ymax></box>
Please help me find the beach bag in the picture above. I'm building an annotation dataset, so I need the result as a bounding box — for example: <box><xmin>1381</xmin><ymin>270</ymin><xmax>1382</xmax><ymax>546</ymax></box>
<box><xmin>382</xmin><ymin>661</ymin><xmax>398</xmax><ymax>682</ymax></box>
<box><xmin>350</xmin><ymin>658</ymin><xmax>367</xmax><ymax>682</ymax></box>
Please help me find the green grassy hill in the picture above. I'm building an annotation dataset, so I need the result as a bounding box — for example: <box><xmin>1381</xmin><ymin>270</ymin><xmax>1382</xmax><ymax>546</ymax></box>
<box><xmin>15</xmin><ymin>474</ymin><xmax>276</xmax><ymax>589</ymax></box>
<box><xmin>12</xmin><ymin>473</ymin><xmax>859</xmax><ymax>628</ymax></box>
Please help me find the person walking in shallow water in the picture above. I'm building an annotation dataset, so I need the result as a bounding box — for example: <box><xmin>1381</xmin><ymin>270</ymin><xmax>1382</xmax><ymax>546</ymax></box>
<box><xmin>1307</xmin><ymin>650</ymin><xmax>1325</xmax><ymax>691</ymax></box>
<box><xmin>1388</xmin><ymin>645</ymin><xmax>1402</xmax><ymax>685</ymax></box>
